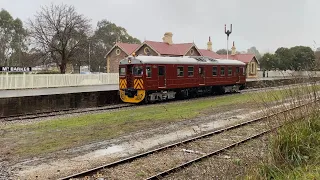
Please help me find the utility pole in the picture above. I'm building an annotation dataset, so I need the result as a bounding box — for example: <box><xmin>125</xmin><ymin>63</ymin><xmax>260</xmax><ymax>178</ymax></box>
<box><xmin>88</xmin><ymin>40</ymin><xmax>91</xmax><ymax>72</ymax></box>
<box><xmin>224</xmin><ymin>24</ymin><xmax>233</xmax><ymax>60</ymax></box>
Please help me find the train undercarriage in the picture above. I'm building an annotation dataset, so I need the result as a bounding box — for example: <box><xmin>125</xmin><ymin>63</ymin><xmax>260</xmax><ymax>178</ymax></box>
<box><xmin>120</xmin><ymin>84</ymin><xmax>246</xmax><ymax>104</ymax></box>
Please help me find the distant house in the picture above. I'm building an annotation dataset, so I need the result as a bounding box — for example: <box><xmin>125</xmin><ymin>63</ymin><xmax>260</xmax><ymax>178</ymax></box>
<box><xmin>219</xmin><ymin>42</ymin><xmax>259</xmax><ymax>78</ymax></box>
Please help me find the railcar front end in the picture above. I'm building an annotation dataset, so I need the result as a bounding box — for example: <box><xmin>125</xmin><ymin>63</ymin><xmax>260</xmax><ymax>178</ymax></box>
<box><xmin>119</xmin><ymin>57</ymin><xmax>146</xmax><ymax>103</ymax></box>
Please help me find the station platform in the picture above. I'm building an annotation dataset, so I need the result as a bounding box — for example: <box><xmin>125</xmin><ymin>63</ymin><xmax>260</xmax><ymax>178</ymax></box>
<box><xmin>0</xmin><ymin>84</ymin><xmax>118</xmax><ymax>98</ymax></box>
<box><xmin>0</xmin><ymin>77</ymin><xmax>294</xmax><ymax>99</ymax></box>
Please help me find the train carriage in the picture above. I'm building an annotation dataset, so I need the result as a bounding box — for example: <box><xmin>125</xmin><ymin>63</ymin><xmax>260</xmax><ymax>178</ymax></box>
<box><xmin>119</xmin><ymin>55</ymin><xmax>246</xmax><ymax>103</ymax></box>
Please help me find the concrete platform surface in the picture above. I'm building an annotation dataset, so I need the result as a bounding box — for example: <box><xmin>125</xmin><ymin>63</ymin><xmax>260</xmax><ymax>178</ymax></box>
<box><xmin>0</xmin><ymin>84</ymin><xmax>118</xmax><ymax>98</ymax></box>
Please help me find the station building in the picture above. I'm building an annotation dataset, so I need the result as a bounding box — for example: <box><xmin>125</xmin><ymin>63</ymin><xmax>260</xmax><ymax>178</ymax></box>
<box><xmin>105</xmin><ymin>32</ymin><xmax>259</xmax><ymax>78</ymax></box>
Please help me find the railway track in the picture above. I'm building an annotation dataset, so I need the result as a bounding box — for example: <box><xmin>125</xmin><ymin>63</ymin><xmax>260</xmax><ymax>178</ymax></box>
<box><xmin>59</xmin><ymin>98</ymin><xmax>317</xmax><ymax>180</ymax></box>
<box><xmin>1</xmin><ymin>81</ymin><xmax>315</xmax><ymax>122</ymax></box>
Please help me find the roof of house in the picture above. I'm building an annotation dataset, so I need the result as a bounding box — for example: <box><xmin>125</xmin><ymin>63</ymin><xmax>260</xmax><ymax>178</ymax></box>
<box><xmin>120</xmin><ymin>55</ymin><xmax>246</xmax><ymax>66</ymax></box>
<box><xmin>198</xmin><ymin>49</ymin><xmax>221</xmax><ymax>59</ymax></box>
<box><xmin>218</xmin><ymin>54</ymin><xmax>258</xmax><ymax>64</ymax></box>
<box><xmin>105</xmin><ymin>42</ymin><xmax>140</xmax><ymax>58</ymax></box>
<box><xmin>141</xmin><ymin>41</ymin><xmax>195</xmax><ymax>56</ymax></box>
<box><xmin>117</xmin><ymin>43</ymin><xmax>140</xmax><ymax>55</ymax></box>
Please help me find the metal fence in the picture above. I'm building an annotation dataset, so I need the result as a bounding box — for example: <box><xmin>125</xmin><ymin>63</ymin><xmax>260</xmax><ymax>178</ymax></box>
<box><xmin>0</xmin><ymin>73</ymin><xmax>119</xmax><ymax>90</ymax></box>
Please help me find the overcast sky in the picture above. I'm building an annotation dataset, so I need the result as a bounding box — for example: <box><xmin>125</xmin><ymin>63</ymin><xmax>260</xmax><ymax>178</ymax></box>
<box><xmin>1</xmin><ymin>0</ymin><xmax>319</xmax><ymax>53</ymax></box>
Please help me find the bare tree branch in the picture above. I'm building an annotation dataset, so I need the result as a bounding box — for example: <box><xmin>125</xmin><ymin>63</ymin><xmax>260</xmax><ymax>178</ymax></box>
<box><xmin>28</xmin><ymin>3</ymin><xmax>91</xmax><ymax>73</ymax></box>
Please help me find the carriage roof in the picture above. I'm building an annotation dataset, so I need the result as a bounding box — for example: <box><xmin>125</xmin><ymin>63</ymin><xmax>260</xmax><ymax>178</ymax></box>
<box><xmin>119</xmin><ymin>55</ymin><xmax>246</xmax><ymax>66</ymax></box>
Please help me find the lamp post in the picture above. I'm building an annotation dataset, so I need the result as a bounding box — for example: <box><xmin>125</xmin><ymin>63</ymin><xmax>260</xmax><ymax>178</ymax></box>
<box><xmin>224</xmin><ymin>24</ymin><xmax>232</xmax><ymax>60</ymax></box>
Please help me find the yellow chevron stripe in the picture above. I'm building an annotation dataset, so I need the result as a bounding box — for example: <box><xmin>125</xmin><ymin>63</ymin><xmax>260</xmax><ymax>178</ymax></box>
<box><xmin>134</xmin><ymin>79</ymin><xmax>144</xmax><ymax>89</ymax></box>
<box><xmin>119</xmin><ymin>79</ymin><xmax>127</xmax><ymax>89</ymax></box>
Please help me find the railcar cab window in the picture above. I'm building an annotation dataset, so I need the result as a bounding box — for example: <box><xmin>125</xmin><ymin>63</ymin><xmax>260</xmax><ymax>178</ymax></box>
<box><xmin>188</xmin><ymin>66</ymin><xmax>194</xmax><ymax>76</ymax></box>
<box><xmin>146</xmin><ymin>66</ymin><xmax>152</xmax><ymax>78</ymax></box>
<box><xmin>228</xmin><ymin>67</ymin><xmax>232</xmax><ymax>76</ymax></box>
<box><xmin>177</xmin><ymin>67</ymin><xmax>184</xmax><ymax>77</ymax></box>
<box><xmin>212</xmin><ymin>66</ymin><xmax>217</xmax><ymax>76</ymax></box>
<box><xmin>119</xmin><ymin>67</ymin><xmax>126</xmax><ymax>76</ymax></box>
<box><xmin>220</xmin><ymin>67</ymin><xmax>225</xmax><ymax>76</ymax></box>
<box><xmin>133</xmin><ymin>66</ymin><xmax>143</xmax><ymax>76</ymax></box>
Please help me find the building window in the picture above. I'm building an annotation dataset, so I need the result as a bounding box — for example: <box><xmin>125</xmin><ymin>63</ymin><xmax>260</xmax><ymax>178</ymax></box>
<box><xmin>188</xmin><ymin>66</ymin><xmax>194</xmax><ymax>76</ymax></box>
<box><xmin>251</xmin><ymin>63</ymin><xmax>255</xmax><ymax>74</ymax></box>
<box><xmin>190</xmin><ymin>49</ymin><xmax>194</xmax><ymax>55</ymax></box>
<box><xmin>220</xmin><ymin>67</ymin><xmax>225</xmax><ymax>76</ymax></box>
<box><xmin>144</xmin><ymin>47</ymin><xmax>150</xmax><ymax>55</ymax></box>
<box><xmin>146</xmin><ymin>66</ymin><xmax>152</xmax><ymax>77</ymax></box>
<box><xmin>177</xmin><ymin>66</ymin><xmax>184</xmax><ymax>77</ymax></box>
<box><xmin>119</xmin><ymin>67</ymin><xmax>126</xmax><ymax>76</ymax></box>
<box><xmin>116</xmin><ymin>48</ymin><xmax>121</xmax><ymax>55</ymax></box>
<box><xmin>228</xmin><ymin>67</ymin><xmax>232</xmax><ymax>76</ymax></box>
<box><xmin>236</xmin><ymin>67</ymin><xmax>240</xmax><ymax>75</ymax></box>
<box><xmin>212</xmin><ymin>66</ymin><xmax>217</xmax><ymax>76</ymax></box>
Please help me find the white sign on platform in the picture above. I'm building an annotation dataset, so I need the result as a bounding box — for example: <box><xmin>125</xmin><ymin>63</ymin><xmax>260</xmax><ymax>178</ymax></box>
<box><xmin>0</xmin><ymin>67</ymin><xmax>32</xmax><ymax>72</ymax></box>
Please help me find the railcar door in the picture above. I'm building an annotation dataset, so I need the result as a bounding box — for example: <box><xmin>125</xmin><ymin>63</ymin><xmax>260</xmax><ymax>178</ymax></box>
<box><xmin>127</xmin><ymin>65</ymin><xmax>134</xmax><ymax>88</ymax></box>
<box><xmin>199</xmin><ymin>66</ymin><xmax>205</xmax><ymax>85</ymax></box>
<box><xmin>158</xmin><ymin>66</ymin><xmax>166</xmax><ymax>88</ymax></box>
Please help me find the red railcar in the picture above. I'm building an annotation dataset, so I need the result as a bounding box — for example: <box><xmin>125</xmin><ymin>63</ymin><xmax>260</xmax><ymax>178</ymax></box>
<box><xmin>119</xmin><ymin>55</ymin><xmax>246</xmax><ymax>103</ymax></box>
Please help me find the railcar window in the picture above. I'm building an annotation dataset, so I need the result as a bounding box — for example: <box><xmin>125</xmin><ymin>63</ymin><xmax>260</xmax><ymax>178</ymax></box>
<box><xmin>236</xmin><ymin>67</ymin><xmax>240</xmax><ymax>75</ymax></box>
<box><xmin>146</xmin><ymin>66</ymin><xmax>152</xmax><ymax>77</ymax></box>
<box><xmin>228</xmin><ymin>67</ymin><xmax>232</xmax><ymax>76</ymax></box>
<box><xmin>177</xmin><ymin>67</ymin><xmax>184</xmax><ymax>77</ymax></box>
<box><xmin>212</xmin><ymin>66</ymin><xmax>217</xmax><ymax>76</ymax></box>
<box><xmin>119</xmin><ymin>67</ymin><xmax>126</xmax><ymax>76</ymax></box>
<box><xmin>199</xmin><ymin>67</ymin><xmax>204</xmax><ymax>75</ymax></box>
<box><xmin>242</xmin><ymin>67</ymin><xmax>246</xmax><ymax>75</ymax></box>
<box><xmin>220</xmin><ymin>67</ymin><xmax>225</xmax><ymax>76</ymax></box>
<box><xmin>188</xmin><ymin>66</ymin><xmax>194</xmax><ymax>76</ymax></box>
<box><xmin>133</xmin><ymin>66</ymin><xmax>143</xmax><ymax>76</ymax></box>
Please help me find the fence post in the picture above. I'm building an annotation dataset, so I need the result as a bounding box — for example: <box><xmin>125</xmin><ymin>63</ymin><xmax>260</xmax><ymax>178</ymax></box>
<box><xmin>23</xmin><ymin>72</ymin><xmax>26</xmax><ymax>88</ymax></box>
<box><xmin>6</xmin><ymin>72</ymin><xmax>9</xmax><ymax>89</ymax></box>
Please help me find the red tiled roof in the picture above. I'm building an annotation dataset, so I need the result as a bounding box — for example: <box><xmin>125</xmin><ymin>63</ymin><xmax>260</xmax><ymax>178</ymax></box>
<box><xmin>117</xmin><ymin>43</ymin><xmax>140</xmax><ymax>55</ymax></box>
<box><xmin>199</xmin><ymin>49</ymin><xmax>221</xmax><ymax>59</ymax></box>
<box><xmin>219</xmin><ymin>54</ymin><xmax>256</xmax><ymax>64</ymax></box>
<box><xmin>144</xmin><ymin>41</ymin><xmax>194</xmax><ymax>55</ymax></box>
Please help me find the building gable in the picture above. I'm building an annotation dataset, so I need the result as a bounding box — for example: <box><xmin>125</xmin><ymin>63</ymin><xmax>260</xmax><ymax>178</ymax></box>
<box><xmin>134</xmin><ymin>44</ymin><xmax>159</xmax><ymax>56</ymax></box>
<box><xmin>106</xmin><ymin>46</ymin><xmax>128</xmax><ymax>73</ymax></box>
<box><xmin>185</xmin><ymin>46</ymin><xmax>201</xmax><ymax>56</ymax></box>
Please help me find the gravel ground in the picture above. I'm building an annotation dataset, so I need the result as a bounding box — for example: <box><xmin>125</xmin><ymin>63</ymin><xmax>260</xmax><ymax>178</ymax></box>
<box><xmin>164</xmin><ymin>135</ymin><xmax>270</xmax><ymax>180</ymax></box>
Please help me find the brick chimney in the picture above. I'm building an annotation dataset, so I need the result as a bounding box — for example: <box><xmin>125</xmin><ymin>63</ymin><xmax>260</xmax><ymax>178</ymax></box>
<box><xmin>231</xmin><ymin>41</ymin><xmax>236</xmax><ymax>55</ymax></box>
<box><xmin>162</xmin><ymin>32</ymin><xmax>173</xmax><ymax>44</ymax></box>
<box><xmin>207</xmin><ymin>36</ymin><xmax>212</xmax><ymax>51</ymax></box>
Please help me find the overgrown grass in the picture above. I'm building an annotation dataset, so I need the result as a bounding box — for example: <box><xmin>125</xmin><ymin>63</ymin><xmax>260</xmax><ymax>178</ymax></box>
<box><xmin>246</xmin><ymin>113</ymin><xmax>320</xmax><ymax>180</ymax></box>
<box><xmin>1</xmin><ymin>82</ymin><xmax>320</xmax><ymax>159</ymax></box>
<box><xmin>245</xmin><ymin>79</ymin><xmax>320</xmax><ymax>179</ymax></box>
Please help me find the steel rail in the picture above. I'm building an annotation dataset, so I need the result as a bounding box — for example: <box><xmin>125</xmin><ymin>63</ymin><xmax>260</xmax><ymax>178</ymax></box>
<box><xmin>59</xmin><ymin>98</ymin><xmax>317</xmax><ymax>180</ymax></box>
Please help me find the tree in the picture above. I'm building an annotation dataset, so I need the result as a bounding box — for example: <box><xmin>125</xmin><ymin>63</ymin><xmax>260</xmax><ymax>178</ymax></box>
<box><xmin>274</xmin><ymin>47</ymin><xmax>293</xmax><ymax>70</ymax></box>
<box><xmin>0</xmin><ymin>9</ymin><xmax>28</xmax><ymax>66</ymax></box>
<box><xmin>290</xmin><ymin>46</ymin><xmax>315</xmax><ymax>71</ymax></box>
<box><xmin>247</xmin><ymin>46</ymin><xmax>262</xmax><ymax>60</ymax></box>
<box><xmin>216</xmin><ymin>49</ymin><xmax>240</xmax><ymax>55</ymax></box>
<box><xmin>260</xmin><ymin>53</ymin><xmax>277</xmax><ymax>71</ymax></box>
<box><xmin>28</xmin><ymin>3</ymin><xmax>91</xmax><ymax>73</ymax></box>
<box><xmin>84</xmin><ymin>20</ymin><xmax>141</xmax><ymax>72</ymax></box>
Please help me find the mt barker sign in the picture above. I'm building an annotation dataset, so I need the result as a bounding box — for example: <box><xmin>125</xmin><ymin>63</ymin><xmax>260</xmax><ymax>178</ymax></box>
<box><xmin>0</xmin><ymin>67</ymin><xmax>32</xmax><ymax>72</ymax></box>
